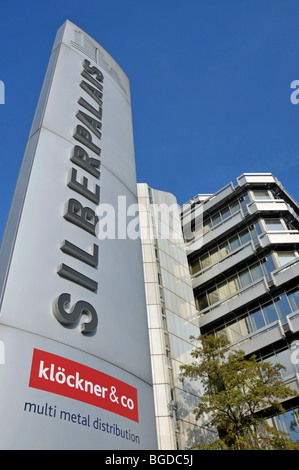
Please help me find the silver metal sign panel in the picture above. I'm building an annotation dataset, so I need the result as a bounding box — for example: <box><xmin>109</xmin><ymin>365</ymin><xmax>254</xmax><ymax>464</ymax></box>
<box><xmin>0</xmin><ymin>20</ymin><xmax>157</xmax><ymax>449</ymax></box>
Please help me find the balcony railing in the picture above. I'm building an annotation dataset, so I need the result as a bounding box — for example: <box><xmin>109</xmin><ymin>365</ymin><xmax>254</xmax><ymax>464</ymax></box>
<box><xmin>258</xmin><ymin>230</ymin><xmax>299</xmax><ymax>248</ymax></box>
<box><xmin>186</xmin><ymin>209</ymin><xmax>244</xmax><ymax>253</ymax></box>
<box><xmin>272</xmin><ymin>258</ymin><xmax>299</xmax><ymax>287</ymax></box>
<box><xmin>192</xmin><ymin>241</ymin><xmax>256</xmax><ymax>289</ymax></box>
<box><xmin>198</xmin><ymin>278</ymin><xmax>269</xmax><ymax>328</ymax></box>
<box><xmin>247</xmin><ymin>199</ymin><xmax>289</xmax><ymax>215</ymax></box>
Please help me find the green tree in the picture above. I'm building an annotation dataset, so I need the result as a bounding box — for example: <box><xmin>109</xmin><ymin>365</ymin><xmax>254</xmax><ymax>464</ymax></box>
<box><xmin>180</xmin><ymin>334</ymin><xmax>299</xmax><ymax>450</ymax></box>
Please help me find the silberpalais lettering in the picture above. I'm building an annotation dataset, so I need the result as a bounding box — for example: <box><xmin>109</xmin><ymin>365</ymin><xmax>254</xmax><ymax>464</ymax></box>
<box><xmin>53</xmin><ymin>59</ymin><xmax>104</xmax><ymax>335</ymax></box>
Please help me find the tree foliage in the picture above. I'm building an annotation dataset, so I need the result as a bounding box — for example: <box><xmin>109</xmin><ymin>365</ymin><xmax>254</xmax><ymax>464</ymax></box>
<box><xmin>180</xmin><ymin>334</ymin><xmax>299</xmax><ymax>450</ymax></box>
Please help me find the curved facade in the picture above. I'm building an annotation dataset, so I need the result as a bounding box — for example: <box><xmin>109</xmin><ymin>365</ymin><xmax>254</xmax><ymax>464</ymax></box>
<box><xmin>183</xmin><ymin>173</ymin><xmax>299</xmax><ymax>441</ymax></box>
<box><xmin>0</xmin><ymin>21</ymin><xmax>157</xmax><ymax>449</ymax></box>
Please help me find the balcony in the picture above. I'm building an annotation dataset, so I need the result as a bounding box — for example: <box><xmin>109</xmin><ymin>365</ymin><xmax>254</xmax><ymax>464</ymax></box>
<box><xmin>199</xmin><ymin>277</ymin><xmax>270</xmax><ymax>328</ymax></box>
<box><xmin>231</xmin><ymin>320</ymin><xmax>285</xmax><ymax>356</ymax></box>
<box><xmin>200</xmin><ymin>182</ymin><xmax>235</xmax><ymax>213</ymax></box>
<box><xmin>192</xmin><ymin>241</ymin><xmax>256</xmax><ymax>289</ymax></box>
<box><xmin>220</xmin><ymin>309</ymin><xmax>299</xmax><ymax>357</ymax></box>
<box><xmin>272</xmin><ymin>259</ymin><xmax>299</xmax><ymax>287</ymax></box>
<box><xmin>258</xmin><ymin>230</ymin><xmax>299</xmax><ymax>248</ymax></box>
<box><xmin>247</xmin><ymin>199</ymin><xmax>289</xmax><ymax>215</ymax></box>
<box><xmin>237</xmin><ymin>173</ymin><xmax>276</xmax><ymax>186</ymax></box>
<box><xmin>186</xmin><ymin>209</ymin><xmax>244</xmax><ymax>254</ymax></box>
<box><xmin>287</xmin><ymin>310</ymin><xmax>299</xmax><ymax>333</ymax></box>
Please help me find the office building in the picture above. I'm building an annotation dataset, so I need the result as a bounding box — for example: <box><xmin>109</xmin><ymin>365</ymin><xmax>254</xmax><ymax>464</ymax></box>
<box><xmin>139</xmin><ymin>173</ymin><xmax>299</xmax><ymax>448</ymax></box>
<box><xmin>1</xmin><ymin>20</ymin><xmax>299</xmax><ymax>451</ymax></box>
<box><xmin>137</xmin><ymin>184</ymin><xmax>215</xmax><ymax>449</ymax></box>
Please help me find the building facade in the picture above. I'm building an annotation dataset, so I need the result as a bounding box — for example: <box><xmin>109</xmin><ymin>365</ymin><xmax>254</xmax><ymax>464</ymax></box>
<box><xmin>182</xmin><ymin>173</ymin><xmax>299</xmax><ymax>441</ymax></box>
<box><xmin>1</xmin><ymin>21</ymin><xmax>299</xmax><ymax>451</ymax></box>
<box><xmin>137</xmin><ymin>184</ymin><xmax>215</xmax><ymax>449</ymax></box>
<box><xmin>139</xmin><ymin>173</ymin><xmax>299</xmax><ymax>448</ymax></box>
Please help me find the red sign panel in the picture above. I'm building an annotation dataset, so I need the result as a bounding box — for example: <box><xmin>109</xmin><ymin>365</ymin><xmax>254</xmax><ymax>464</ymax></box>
<box><xmin>29</xmin><ymin>349</ymin><xmax>139</xmax><ymax>422</ymax></box>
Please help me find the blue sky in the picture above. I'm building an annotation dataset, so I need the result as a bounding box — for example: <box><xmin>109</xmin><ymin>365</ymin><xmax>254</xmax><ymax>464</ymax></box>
<box><xmin>1</xmin><ymin>0</ymin><xmax>299</xmax><ymax>240</ymax></box>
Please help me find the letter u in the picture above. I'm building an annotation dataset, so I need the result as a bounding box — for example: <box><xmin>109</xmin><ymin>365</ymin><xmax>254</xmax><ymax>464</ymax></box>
<box><xmin>37</xmin><ymin>405</ymin><xmax>44</xmax><ymax>415</ymax></box>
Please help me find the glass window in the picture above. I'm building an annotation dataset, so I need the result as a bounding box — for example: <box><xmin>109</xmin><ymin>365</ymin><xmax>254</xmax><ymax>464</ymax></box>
<box><xmin>253</xmin><ymin>189</ymin><xmax>271</xmax><ymax>200</ymax></box>
<box><xmin>207</xmin><ymin>287</ymin><xmax>219</xmax><ymax>306</ymax></box>
<box><xmin>239</xmin><ymin>193</ymin><xmax>251</xmax><ymax>214</ymax></box>
<box><xmin>219</xmin><ymin>241</ymin><xmax>230</xmax><ymax>258</ymax></box>
<box><xmin>190</xmin><ymin>259</ymin><xmax>200</xmax><ymax>275</ymax></box>
<box><xmin>239</xmin><ymin>268</ymin><xmax>252</xmax><ymax>288</ymax></box>
<box><xmin>254</xmin><ymin>221</ymin><xmax>262</xmax><ymax>235</ymax></box>
<box><xmin>288</xmin><ymin>288</ymin><xmax>299</xmax><ymax>312</ymax></box>
<box><xmin>274</xmin><ymin>294</ymin><xmax>292</xmax><ymax>320</ymax></box>
<box><xmin>262</xmin><ymin>302</ymin><xmax>278</xmax><ymax>324</ymax></box>
<box><xmin>239</xmin><ymin>228</ymin><xmax>251</xmax><ymax>245</ymax></box>
<box><xmin>277</xmin><ymin>252</ymin><xmax>297</xmax><ymax>266</ymax></box>
<box><xmin>238</xmin><ymin>315</ymin><xmax>251</xmax><ymax>337</ymax></box>
<box><xmin>211</xmin><ymin>212</ymin><xmax>221</xmax><ymax>227</ymax></box>
<box><xmin>270</xmin><ymin>409</ymin><xmax>299</xmax><ymax>443</ymax></box>
<box><xmin>264</xmin><ymin>218</ymin><xmax>284</xmax><ymax>231</ymax></box>
<box><xmin>210</xmin><ymin>247</ymin><xmax>221</xmax><ymax>264</ymax></box>
<box><xmin>229</xmin><ymin>234</ymin><xmax>241</xmax><ymax>251</ymax></box>
<box><xmin>218</xmin><ymin>281</ymin><xmax>231</xmax><ymax>300</ymax></box>
<box><xmin>216</xmin><ymin>328</ymin><xmax>229</xmax><ymax>342</ymax></box>
<box><xmin>250</xmin><ymin>262</ymin><xmax>264</xmax><ymax>282</ymax></box>
<box><xmin>227</xmin><ymin>322</ymin><xmax>242</xmax><ymax>342</ymax></box>
<box><xmin>262</xmin><ymin>256</ymin><xmax>276</xmax><ymax>277</ymax></box>
<box><xmin>196</xmin><ymin>293</ymin><xmax>208</xmax><ymax>311</ymax></box>
<box><xmin>203</xmin><ymin>218</ymin><xmax>212</xmax><ymax>233</ymax></box>
<box><xmin>276</xmin><ymin>349</ymin><xmax>296</xmax><ymax>377</ymax></box>
<box><xmin>227</xmin><ymin>276</ymin><xmax>239</xmax><ymax>295</ymax></box>
<box><xmin>250</xmin><ymin>308</ymin><xmax>265</xmax><ymax>331</ymax></box>
<box><xmin>250</xmin><ymin>225</ymin><xmax>259</xmax><ymax>245</ymax></box>
<box><xmin>230</xmin><ymin>200</ymin><xmax>240</xmax><ymax>214</ymax></box>
<box><xmin>220</xmin><ymin>206</ymin><xmax>231</xmax><ymax>220</ymax></box>
<box><xmin>200</xmin><ymin>253</ymin><xmax>211</xmax><ymax>269</ymax></box>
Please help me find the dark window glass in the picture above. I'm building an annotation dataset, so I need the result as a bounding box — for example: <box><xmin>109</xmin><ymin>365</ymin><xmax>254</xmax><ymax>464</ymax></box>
<box><xmin>250</xmin><ymin>262</ymin><xmax>264</xmax><ymax>282</ymax></box>
<box><xmin>230</xmin><ymin>201</ymin><xmax>240</xmax><ymax>214</ymax></box>
<box><xmin>274</xmin><ymin>294</ymin><xmax>291</xmax><ymax>320</ymax></box>
<box><xmin>288</xmin><ymin>288</ymin><xmax>299</xmax><ymax>312</ymax></box>
<box><xmin>265</xmin><ymin>218</ymin><xmax>284</xmax><ymax>231</ymax></box>
<box><xmin>262</xmin><ymin>302</ymin><xmax>278</xmax><ymax>324</ymax></box>
<box><xmin>250</xmin><ymin>309</ymin><xmax>265</xmax><ymax>331</ymax></box>
<box><xmin>221</xmin><ymin>206</ymin><xmax>231</xmax><ymax>220</ymax></box>
<box><xmin>239</xmin><ymin>229</ymin><xmax>251</xmax><ymax>245</ymax></box>
<box><xmin>229</xmin><ymin>234</ymin><xmax>241</xmax><ymax>251</ymax></box>
<box><xmin>211</xmin><ymin>212</ymin><xmax>221</xmax><ymax>226</ymax></box>
<box><xmin>262</xmin><ymin>256</ymin><xmax>276</xmax><ymax>277</ymax></box>
<box><xmin>196</xmin><ymin>294</ymin><xmax>209</xmax><ymax>311</ymax></box>
<box><xmin>190</xmin><ymin>259</ymin><xmax>200</xmax><ymax>275</ymax></box>
<box><xmin>239</xmin><ymin>268</ymin><xmax>252</xmax><ymax>288</ymax></box>
<box><xmin>253</xmin><ymin>190</ymin><xmax>271</xmax><ymax>200</ymax></box>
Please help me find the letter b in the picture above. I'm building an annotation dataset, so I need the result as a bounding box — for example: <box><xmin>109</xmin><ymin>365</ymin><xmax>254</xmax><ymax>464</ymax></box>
<box><xmin>64</xmin><ymin>198</ymin><xmax>98</xmax><ymax>236</ymax></box>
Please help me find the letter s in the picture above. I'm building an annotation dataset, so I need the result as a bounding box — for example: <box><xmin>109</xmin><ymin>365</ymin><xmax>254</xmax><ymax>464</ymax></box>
<box><xmin>53</xmin><ymin>293</ymin><xmax>98</xmax><ymax>335</ymax></box>
<box><xmin>82</xmin><ymin>59</ymin><xmax>104</xmax><ymax>83</ymax></box>
<box><xmin>290</xmin><ymin>80</ymin><xmax>299</xmax><ymax>104</ymax></box>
